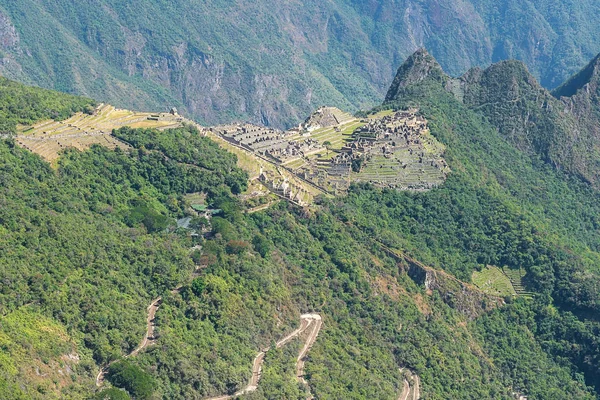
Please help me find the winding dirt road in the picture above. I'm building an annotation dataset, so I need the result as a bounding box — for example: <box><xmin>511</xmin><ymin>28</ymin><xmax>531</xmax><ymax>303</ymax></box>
<box><xmin>399</xmin><ymin>379</ymin><xmax>410</xmax><ymax>400</ymax></box>
<box><xmin>398</xmin><ymin>368</ymin><xmax>421</xmax><ymax>400</ymax></box>
<box><xmin>95</xmin><ymin>296</ymin><xmax>163</xmax><ymax>386</ymax></box>
<box><xmin>205</xmin><ymin>313</ymin><xmax>323</xmax><ymax>400</ymax></box>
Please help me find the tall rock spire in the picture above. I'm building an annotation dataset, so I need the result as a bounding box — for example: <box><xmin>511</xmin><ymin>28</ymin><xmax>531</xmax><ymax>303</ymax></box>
<box><xmin>385</xmin><ymin>48</ymin><xmax>446</xmax><ymax>102</ymax></box>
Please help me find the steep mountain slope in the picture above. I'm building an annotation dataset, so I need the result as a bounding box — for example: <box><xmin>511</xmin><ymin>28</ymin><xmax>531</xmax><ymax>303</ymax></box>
<box><xmin>2</xmin><ymin>74</ymin><xmax>600</xmax><ymax>399</ymax></box>
<box><xmin>382</xmin><ymin>50</ymin><xmax>600</xmax><ymax>394</ymax></box>
<box><xmin>0</xmin><ymin>1</ymin><xmax>599</xmax><ymax>128</ymax></box>
<box><xmin>386</xmin><ymin>48</ymin><xmax>600</xmax><ymax>188</ymax></box>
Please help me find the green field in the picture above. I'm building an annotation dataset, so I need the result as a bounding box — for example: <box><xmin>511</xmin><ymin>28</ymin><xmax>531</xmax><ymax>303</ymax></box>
<box><xmin>472</xmin><ymin>266</ymin><xmax>517</xmax><ymax>297</ymax></box>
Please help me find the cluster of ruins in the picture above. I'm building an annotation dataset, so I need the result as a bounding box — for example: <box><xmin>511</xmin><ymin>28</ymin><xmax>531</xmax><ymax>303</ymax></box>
<box><xmin>213</xmin><ymin>108</ymin><xmax>449</xmax><ymax>200</ymax></box>
<box><xmin>258</xmin><ymin>168</ymin><xmax>309</xmax><ymax>206</ymax></box>
<box><xmin>304</xmin><ymin>110</ymin><xmax>449</xmax><ymax>192</ymax></box>
<box><xmin>214</xmin><ymin>124</ymin><xmax>289</xmax><ymax>153</ymax></box>
<box><xmin>213</xmin><ymin>123</ymin><xmax>324</xmax><ymax>163</ymax></box>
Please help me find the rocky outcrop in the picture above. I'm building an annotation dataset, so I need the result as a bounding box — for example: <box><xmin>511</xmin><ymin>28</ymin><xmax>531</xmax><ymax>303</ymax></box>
<box><xmin>401</xmin><ymin>255</ymin><xmax>503</xmax><ymax>320</ymax></box>
<box><xmin>0</xmin><ymin>12</ymin><xmax>18</xmax><ymax>49</ymax></box>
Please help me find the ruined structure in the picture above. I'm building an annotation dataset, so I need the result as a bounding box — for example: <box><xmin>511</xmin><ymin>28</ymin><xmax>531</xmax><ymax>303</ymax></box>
<box><xmin>295</xmin><ymin>109</ymin><xmax>449</xmax><ymax>193</ymax></box>
<box><xmin>213</xmin><ymin>108</ymin><xmax>449</xmax><ymax>202</ymax></box>
<box><xmin>258</xmin><ymin>168</ymin><xmax>309</xmax><ymax>206</ymax></box>
<box><xmin>300</xmin><ymin>106</ymin><xmax>354</xmax><ymax>132</ymax></box>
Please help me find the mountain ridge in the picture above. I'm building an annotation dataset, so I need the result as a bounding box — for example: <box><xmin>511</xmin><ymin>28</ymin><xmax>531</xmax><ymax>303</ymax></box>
<box><xmin>387</xmin><ymin>48</ymin><xmax>600</xmax><ymax>187</ymax></box>
<box><xmin>1</xmin><ymin>1</ymin><xmax>600</xmax><ymax>128</ymax></box>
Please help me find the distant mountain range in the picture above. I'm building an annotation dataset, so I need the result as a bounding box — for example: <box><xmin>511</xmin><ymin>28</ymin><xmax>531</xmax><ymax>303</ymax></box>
<box><xmin>0</xmin><ymin>0</ymin><xmax>599</xmax><ymax>128</ymax></box>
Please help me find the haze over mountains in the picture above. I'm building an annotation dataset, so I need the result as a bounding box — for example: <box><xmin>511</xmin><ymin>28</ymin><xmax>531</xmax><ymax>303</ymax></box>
<box><xmin>4</xmin><ymin>2</ymin><xmax>600</xmax><ymax>400</ymax></box>
<box><xmin>0</xmin><ymin>0</ymin><xmax>599</xmax><ymax>128</ymax></box>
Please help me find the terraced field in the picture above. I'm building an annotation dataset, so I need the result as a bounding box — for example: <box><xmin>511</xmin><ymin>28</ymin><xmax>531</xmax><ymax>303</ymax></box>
<box><xmin>15</xmin><ymin>104</ymin><xmax>183</xmax><ymax>163</ymax></box>
<box><xmin>502</xmin><ymin>267</ymin><xmax>535</xmax><ymax>299</ymax></box>
<box><xmin>472</xmin><ymin>266</ymin><xmax>517</xmax><ymax>297</ymax></box>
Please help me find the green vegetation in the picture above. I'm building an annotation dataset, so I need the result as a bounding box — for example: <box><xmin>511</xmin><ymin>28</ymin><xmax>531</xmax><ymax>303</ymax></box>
<box><xmin>2</xmin><ymin>1</ymin><xmax>600</xmax><ymax>127</ymax></box>
<box><xmin>0</xmin><ymin>77</ymin><xmax>95</xmax><ymax>134</ymax></box>
<box><xmin>367</xmin><ymin>50</ymin><xmax>600</xmax><ymax>394</ymax></box>
<box><xmin>5</xmin><ymin>50</ymin><xmax>600</xmax><ymax>399</ymax></box>
<box><xmin>107</xmin><ymin>360</ymin><xmax>156</xmax><ymax>400</ymax></box>
<box><xmin>90</xmin><ymin>388</ymin><xmax>131</xmax><ymax>400</ymax></box>
<box><xmin>472</xmin><ymin>266</ymin><xmax>516</xmax><ymax>297</ymax></box>
<box><xmin>0</xmin><ymin>310</ymin><xmax>81</xmax><ymax>399</ymax></box>
<box><xmin>0</xmin><ymin>79</ymin><xmax>253</xmax><ymax>398</ymax></box>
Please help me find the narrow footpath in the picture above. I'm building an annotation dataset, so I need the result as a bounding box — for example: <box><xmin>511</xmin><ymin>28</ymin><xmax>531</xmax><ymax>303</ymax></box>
<box><xmin>96</xmin><ymin>267</ymin><xmax>202</xmax><ymax>387</ymax></box>
<box><xmin>95</xmin><ymin>296</ymin><xmax>162</xmax><ymax>386</ymax></box>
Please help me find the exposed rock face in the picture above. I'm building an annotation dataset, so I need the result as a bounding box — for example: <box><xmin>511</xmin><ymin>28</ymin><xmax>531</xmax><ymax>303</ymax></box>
<box><xmin>459</xmin><ymin>60</ymin><xmax>573</xmax><ymax>162</ymax></box>
<box><xmin>553</xmin><ymin>54</ymin><xmax>600</xmax><ymax>99</ymax></box>
<box><xmin>0</xmin><ymin>12</ymin><xmax>18</xmax><ymax>49</ymax></box>
<box><xmin>553</xmin><ymin>56</ymin><xmax>600</xmax><ymax>161</ymax></box>
<box><xmin>0</xmin><ymin>12</ymin><xmax>22</xmax><ymax>76</ymax></box>
<box><xmin>402</xmin><ymin>256</ymin><xmax>503</xmax><ymax>320</ymax></box>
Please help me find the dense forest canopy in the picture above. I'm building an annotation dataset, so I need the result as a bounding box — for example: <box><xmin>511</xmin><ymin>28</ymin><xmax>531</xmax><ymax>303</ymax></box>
<box><xmin>3</xmin><ymin>47</ymin><xmax>600</xmax><ymax>400</ymax></box>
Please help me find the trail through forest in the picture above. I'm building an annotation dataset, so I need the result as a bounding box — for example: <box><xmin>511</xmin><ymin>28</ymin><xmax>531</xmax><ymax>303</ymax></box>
<box><xmin>205</xmin><ymin>313</ymin><xmax>323</xmax><ymax>400</ymax></box>
<box><xmin>95</xmin><ymin>267</ymin><xmax>202</xmax><ymax>387</ymax></box>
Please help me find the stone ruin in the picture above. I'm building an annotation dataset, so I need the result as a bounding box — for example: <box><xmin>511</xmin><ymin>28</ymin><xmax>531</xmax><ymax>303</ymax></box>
<box><xmin>258</xmin><ymin>169</ymin><xmax>308</xmax><ymax>206</ymax></box>
<box><xmin>300</xmin><ymin>109</ymin><xmax>449</xmax><ymax>192</ymax></box>
<box><xmin>300</xmin><ymin>106</ymin><xmax>354</xmax><ymax>132</ymax></box>
<box><xmin>212</xmin><ymin>108</ymin><xmax>449</xmax><ymax>202</ymax></box>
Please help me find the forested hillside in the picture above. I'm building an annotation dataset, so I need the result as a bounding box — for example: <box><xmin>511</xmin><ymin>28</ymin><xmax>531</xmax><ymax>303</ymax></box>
<box><xmin>5</xmin><ymin>50</ymin><xmax>600</xmax><ymax>399</ymax></box>
<box><xmin>0</xmin><ymin>1</ymin><xmax>599</xmax><ymax>127</ymax></box>
<box><xmin>381</xmin><ymin>49</ymin><xmax>600</xmax><ymax>396</ymax></box>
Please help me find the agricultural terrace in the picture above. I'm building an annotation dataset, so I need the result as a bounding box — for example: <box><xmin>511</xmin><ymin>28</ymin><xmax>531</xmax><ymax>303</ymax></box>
<box><xmin>15</xmin><ymin>104</ymin><xmax>183</xmax><ymax>163</ymax></box>
<box><xmin>472</xmin><ymin>266</ymin><xmax>517</xmax><ymax>297</ymax></box>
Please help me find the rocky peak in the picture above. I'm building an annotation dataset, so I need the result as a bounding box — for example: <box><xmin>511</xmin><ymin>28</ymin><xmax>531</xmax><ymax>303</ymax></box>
<box><xmin>385</xmin><ymin>48</ymin><xmax>446</xmax><ymax>102</ymax></box>
<box><xmin>553</xmin><ymin>53</ymin><xmax>600</xmax><ymax>99</ymax></box>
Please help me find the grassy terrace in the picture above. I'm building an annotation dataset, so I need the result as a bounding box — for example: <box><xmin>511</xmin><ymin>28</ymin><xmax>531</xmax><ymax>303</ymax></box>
<box><xmin>15</xmin><ymin>104</ymin><xmax>182</xmax><ymax>163</ymax></box>
<box><xmin>472</xmin><ymin>266</ymin><xmax>517</xmax><ymax>297</ymax></box>
<box><xmin>309</xmin><ymin>121</ymin><xmax>365</xmax><ymax>150</ymax></box>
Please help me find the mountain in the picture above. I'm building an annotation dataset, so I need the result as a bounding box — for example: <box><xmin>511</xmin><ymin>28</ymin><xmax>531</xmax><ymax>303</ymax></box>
<box><xmin>0</xmin><ymin>1</ymin><xmax>600</xmax><ymax>128</ymax></box>
<box><xmin>4</xmin><ymin>49</ymin><xmax>600</xmax><ymax>399</ymax></box>
<box><xmin>386</xmin><ymin>48</ymin><xmax>600</xmax><ymax>188</ymax></box>
<box><xmin>380</xmin><ymin>49</ymin><xmax>600</xmax><ymax>394</ymax></box>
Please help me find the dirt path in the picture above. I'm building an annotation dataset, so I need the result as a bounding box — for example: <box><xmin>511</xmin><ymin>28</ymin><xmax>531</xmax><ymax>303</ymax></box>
<box><xmin>399</xmin><ymin>379</ymin><xmax>410</xmax><ymax>400</ymax></box>
<box><xmin>96</xmin><ymin>266</ymin><xmax>204</xmax><ymax>387</ymax></box>
<box><xmin>129</xmin><ymin>297</ymin><xmax>162</xmax><ymax>357</ymax></box>
<box><xmin>398</xmin><ymin>368</ymin><xmax>420</xmax><ymax>400</ymax></box>
<box><xmin>95</xmin><ymin>297</ymin><xmax>162</xmax><ymax>386</ymax></box>
<box><xmin>204</xmin><ymin>314</ymin><xmax>322</xmax><ymax>400</ymax></box>
<box><xmin>412</xmin><ymin>375</ymin><xmax>420</xmax><ymax>400</ymax></box>
<box><xmin>296</xmin><ymin>314</ymin><xmax>322</xmax><ymax>391</ymax></box>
